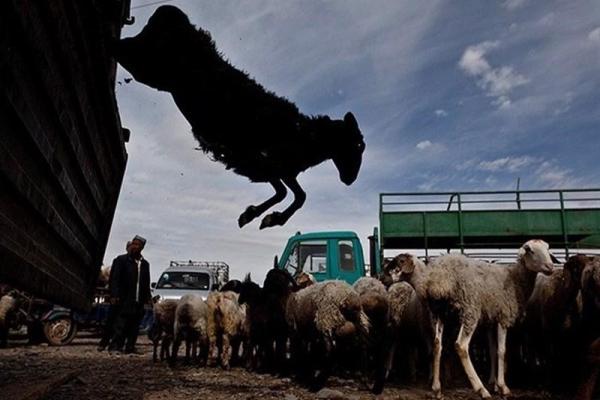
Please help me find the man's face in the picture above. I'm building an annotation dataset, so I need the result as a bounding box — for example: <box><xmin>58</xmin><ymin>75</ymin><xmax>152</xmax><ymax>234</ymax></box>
<box><xmin>129</xmin><ymin>239</ymin><xmax>144</xmax><ymax>256</ymax></box>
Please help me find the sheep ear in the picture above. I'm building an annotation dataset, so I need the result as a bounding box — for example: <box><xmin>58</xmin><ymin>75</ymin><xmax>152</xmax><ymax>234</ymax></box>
<box><xmin>344</xmin><ymin>112</ymin><xmax>358</xmax><ymax>130</ymax></box>
<box><xmin>550</xmin><ymin>253</ymin><xmax>560</xmax><ymax>264</ymax></box>
<box><xmin>402</xmin><ymin>256</ymin><xmax>416</xmax><ymax>274</ymax></box>
<box><xmin>523</xmin><ymin>244</ymin><xmax>532</xmax><ymax>254</ymax></box>
<box><xmin>244</xmin><ymin>273</ymin><xmax>252</xmax><ymax>283</ymax></box>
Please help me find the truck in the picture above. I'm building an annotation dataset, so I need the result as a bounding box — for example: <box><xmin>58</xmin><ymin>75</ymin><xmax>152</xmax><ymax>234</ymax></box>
<box><xmin>276</xmin><ymin>189</ymin><xmax>600</xmax><ymax>283</ymax></box>
<box><xmin>151</xmin><ymin>261</ymin><xmax>230</xmax><ymax>301</ymax></box>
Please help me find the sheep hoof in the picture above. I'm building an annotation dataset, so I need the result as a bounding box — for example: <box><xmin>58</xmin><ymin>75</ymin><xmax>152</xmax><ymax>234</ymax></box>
<box><xmin>477</xmin><ymin>387</ymin><xmax>492</xmax><ymax>399</ymax></box>
<box><xmin>499</xmin><ymin>385</ymin><xmax>511</xmax><ymax>397</ymax></box>
<box><xmin>259</xmin><ymin>212</ymin><xmax>284</xmax><ymax>229</ymax></box>
<box><xmin>431</xmin><ymin>390</ymin><xmax>443</xmax><ymax>400</ymax></box>
<box><xmin>238</xmin><ymin>206</ymin><xmax>257</xmax><ymax>227</ymax></box>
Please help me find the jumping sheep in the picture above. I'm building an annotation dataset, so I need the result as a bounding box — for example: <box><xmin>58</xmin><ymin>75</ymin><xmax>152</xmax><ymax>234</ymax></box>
<box><xmin>424</xmin><ymin>239</ymin><xmax>555</xmax><ymax>399</ymax></box>
<box><xmin>115</xmin><ymin>5</ymin><xmax>364</xmax><ymax>229</ymax></box>
<box><xmin>285</xmin><ymin>280</ymin><xmax>370</xmax><ymax>391</ymax></box>
<box><xmin>172</xmin><ymin>294</ymin><xmax>209</xmax><ymax>365</ymax></box>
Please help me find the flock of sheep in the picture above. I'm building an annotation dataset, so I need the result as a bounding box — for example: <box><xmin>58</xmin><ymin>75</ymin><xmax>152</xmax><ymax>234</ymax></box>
<box><xmin>148</xmin><ymin>239</ymin><xmax>600</xmax><ymax>398</ymax></box>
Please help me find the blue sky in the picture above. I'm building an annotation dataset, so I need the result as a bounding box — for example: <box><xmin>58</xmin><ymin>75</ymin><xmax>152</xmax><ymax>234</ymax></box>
<box><xmin>104</xmin><ymin>0</ymin><xmax>600</xmax><ymax>282</ymax></box>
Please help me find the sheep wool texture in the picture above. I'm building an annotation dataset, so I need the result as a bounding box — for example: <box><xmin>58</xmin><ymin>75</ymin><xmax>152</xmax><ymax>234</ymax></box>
<box><xmin>287</xmin><ymin>280</ymin><xmax>369</xmax><ymax>339</ymax></box>
<box><xmin>0</xmin><ymin>294</ymin><xmax>16</xmax><ymax>324</ymax></box>
<box><xmin>175</xmin><ymin>294</ymin><xmax>208</xmax><ymax>340</ymax></box>
<box><xmin>425</xmin><ymin>254</ymin><xmax>538</xmax><ymax>329</ymax></box>
<box><xmin>387</xmin><ymin>282</ymin><xmax>415</xmax><ymax>328</ymax></box>
<box><xmin>154</xmin><ymin>299</ymin><xmax>178</xmax><ymax>329</ymax></box>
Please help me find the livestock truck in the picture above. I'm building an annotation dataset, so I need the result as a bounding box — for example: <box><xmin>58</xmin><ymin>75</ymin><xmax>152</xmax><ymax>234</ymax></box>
<box><xmin>276</xmin><ymin>189</ymin><xmax>600</xmax><ymax>283</ymax></box>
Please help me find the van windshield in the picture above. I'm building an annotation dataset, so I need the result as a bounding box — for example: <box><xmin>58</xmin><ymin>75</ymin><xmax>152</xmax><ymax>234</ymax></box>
<box><xmin>156</xmin><ymin>272</ymin><xmax>210</xmax><ymax>290</ymax></box>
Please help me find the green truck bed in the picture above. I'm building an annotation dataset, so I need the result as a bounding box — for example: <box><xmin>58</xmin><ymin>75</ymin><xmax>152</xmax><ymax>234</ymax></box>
<box><xmin>380</xmin><ymin>189</ymin><xmax>600</xmax><ymax>257</ymax></box>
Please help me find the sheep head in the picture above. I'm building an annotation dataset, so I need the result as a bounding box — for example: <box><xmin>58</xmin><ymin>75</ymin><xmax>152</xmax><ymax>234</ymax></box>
<box><xmin>386</xmin><ymin>253</ymin><xmax>417</xmax><ymax>283</ymax></box>
<box><xmin>331</xmin><ymin>112</ymin><xmax>365</xmax><ymax>186</ymax></box>
<box><xmin>518</xmin><ymin>239</ymin><xmax>555</xmax><ymax>276</ymax></box>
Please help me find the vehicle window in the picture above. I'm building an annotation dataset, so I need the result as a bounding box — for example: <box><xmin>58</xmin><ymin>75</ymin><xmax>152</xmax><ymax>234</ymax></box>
<box><xmin>339</xmin><ymin>240</ymin><xmax>355</xmax><ymax>272</ymax></box>
<box><xmin>299</xmin><ymin>241</ymin><xmax>327</xmax><ymax>274</ymax></box>
<box><xmin>284</xmin><ymin>244</ymin><xmax>299</xmax><ymax>276</ymax></box>
<box><xmin>156</xmin><ymin>272</ymin><xmax>210</xmax><ymax>290</ymax></box>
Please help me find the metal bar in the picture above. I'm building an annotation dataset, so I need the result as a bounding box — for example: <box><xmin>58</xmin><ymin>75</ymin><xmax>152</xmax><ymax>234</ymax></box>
<box><xmin>380</xmin><ymin>188</ymin><xmax>600</xmax><ymax>197</ymax></box>
<box><xmin>457</xmin><ymin>194</ymin><xmax>465</xmax><ymax>254</ymax></box>
<box><xmin>422</xmin><ymin>212</ymin><xmax>429</xmax><ymax>258</ymax></box>
<box><xmin>446</xmin><ymin>193</ymin><xmax>457</xmax><ymax>211</ymax></box>
<box><xmin>382</xmin><ymin>198</ymin><xmax>570</xmax><ymax>206</ymax></box>
<box><xmin>559</xmin><ymin>191</ymin><xmax>570</xmax><ymax>257</ymax></box>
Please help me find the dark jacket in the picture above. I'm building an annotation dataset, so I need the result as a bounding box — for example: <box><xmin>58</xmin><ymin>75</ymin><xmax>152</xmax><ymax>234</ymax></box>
<box><xmin>110</xmin><ymin>254</ymin><xmax>151</xmax><ymax>305</ymax></box>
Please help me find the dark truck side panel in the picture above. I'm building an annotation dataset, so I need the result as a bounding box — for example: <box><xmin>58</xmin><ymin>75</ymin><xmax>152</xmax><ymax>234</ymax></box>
<box><xmin>0</xmin><ymin>1</ymin><xmax>131</xmax><ymax>310</ymax></box>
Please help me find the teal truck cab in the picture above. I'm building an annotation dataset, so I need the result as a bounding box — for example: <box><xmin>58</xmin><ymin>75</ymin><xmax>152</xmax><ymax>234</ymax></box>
<box><xmin>276</xmin><ymin>230</ymin><xmax>381</xmax><ymax>284</ymax></box>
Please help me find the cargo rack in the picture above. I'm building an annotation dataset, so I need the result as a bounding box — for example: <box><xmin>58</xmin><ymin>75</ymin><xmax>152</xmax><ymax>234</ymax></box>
<box><xmin>380</xmin><ymin>189</ymin><xmax>600</xmax><ymax>260</ymax></box>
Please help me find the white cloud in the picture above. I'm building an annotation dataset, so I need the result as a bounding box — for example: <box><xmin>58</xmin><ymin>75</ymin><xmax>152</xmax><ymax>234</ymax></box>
<box><xmin>478</xmin><ymin>156</ymin><xmax>536</xmax><ymax>172</ymax></box>
<box><xmin>416</xmin><ymin>140</ymin><xmax>432</xmax><ymax>150</ymax></box>
<box><xmin>589</xmin><ymin>27</ymin><xmax>600</xmax><ymax>43</ymax></box>
<box><xmin>458</xmin><ymin>41</ymin><xmax>529</xmax><ymax>109</ymax></box>
<box><xmin>535</xmin><ymin>161</ymin><xmax>579</xmax><ymax>188</ymax></box>
<box><xmin>503</xmin><ymin>0</ymin><xmax>526</xmax><ymax>11</ymax></box>
<box><xmin>434</xmin><ymin>109</ymin><xmax>448</xmax><ymax>117</ymax></box>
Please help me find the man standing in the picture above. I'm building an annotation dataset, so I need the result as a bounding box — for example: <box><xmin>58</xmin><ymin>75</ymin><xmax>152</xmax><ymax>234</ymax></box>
<box><xmin>108</xmin><ymin>235</ymin><xmax>151</xmax><ymax>354</ymax></box>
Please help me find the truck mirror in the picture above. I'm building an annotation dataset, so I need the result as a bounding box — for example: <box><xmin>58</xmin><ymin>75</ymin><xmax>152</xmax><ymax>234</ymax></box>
<box><xmin>273</xmin><ymin>255</ymin><xmax>279</xmax><ymax>269</ymax></box>
<box><xmin>151</xmin><ymin>282</ymin><xmax>156</xmax><ymax>289</ymax></box>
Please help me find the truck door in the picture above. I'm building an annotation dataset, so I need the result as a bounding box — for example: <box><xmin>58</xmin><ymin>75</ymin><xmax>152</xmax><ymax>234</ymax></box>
<box><xmin>332</xmin><ymin>239</ymin><xmax>361</xmax><ymax>284</ymax></box>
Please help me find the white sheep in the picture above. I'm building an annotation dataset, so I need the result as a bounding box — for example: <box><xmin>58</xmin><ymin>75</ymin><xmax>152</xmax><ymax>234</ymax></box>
<box><xmin>172</xmin><ymin>294</ymin><xmax>208</xmax><ymax>365</ymax></box>
<box><xmin>0</xmin><ymin>292</ymin><xmax>17</xmax><ymax>348</ymax></box>
<box><xmin>149</xmin><ymin>298</ymin><xmax>179</xmax><ymax>362</ymax></box>
<box><xmin>384</xmin><ymin>254</ymin><xmax>434</xmax><ymax>383</ymax></box>
<box><xmin>353</xmin><ymin>277</ymin><xmax>389</xmax><ymax>393</ymax></box>
<box><xmin>206</xmin><ymin>291</ymin><xmax>248</xmax><ymax>369</ymax></box>
<box><xmin>424</xmin><ymin>239</ymin><xmax>555</xmax><ymax>399</ymax></box>
<box><xmin>285</xmin><ymin>280</ymin><xmax>370</xmax><ymax>391</ymax></box>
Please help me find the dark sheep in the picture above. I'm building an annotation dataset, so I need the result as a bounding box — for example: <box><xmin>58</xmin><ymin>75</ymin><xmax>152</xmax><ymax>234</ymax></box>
<box><xmin>237</xmin><ymin>268</ymin><xmax>297</xmax><ymax>373</ymax></box>
<box><xmin>116</xmin><ymin>6</ymin><xmax>365</xmax><ymax>229</ymax></box>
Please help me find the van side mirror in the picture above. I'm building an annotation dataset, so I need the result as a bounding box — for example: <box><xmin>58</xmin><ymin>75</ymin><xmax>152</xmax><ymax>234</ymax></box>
<box><xmin>273</xmin><ymin>255</ymin><xmax>279</xmax><ymax>269</ymax></box>
<box><xmin>151</xmin><ymin>282</ymin><xmax>156</xmax><ymax>289</ymax></box>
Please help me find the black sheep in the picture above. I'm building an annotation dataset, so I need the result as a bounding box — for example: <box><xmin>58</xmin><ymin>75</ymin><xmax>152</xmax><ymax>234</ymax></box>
<box><xmin>116</xmin><ymin>6</ymin><xmax>365</xmax><ymax>229</ymax></box>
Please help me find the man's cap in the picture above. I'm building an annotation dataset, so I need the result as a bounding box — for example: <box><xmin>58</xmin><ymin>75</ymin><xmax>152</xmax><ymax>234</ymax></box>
<box><xmin>132</xmin><ymin>235</ymin><xmax>147</xmax><ymax>246</ymax></box>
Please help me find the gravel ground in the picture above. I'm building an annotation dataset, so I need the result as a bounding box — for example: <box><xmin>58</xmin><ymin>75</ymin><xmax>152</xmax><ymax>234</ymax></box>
<box><xmin>0</xmin><ymin>337</ymin><xmax>570</xmax><ymax>400</ymax></box>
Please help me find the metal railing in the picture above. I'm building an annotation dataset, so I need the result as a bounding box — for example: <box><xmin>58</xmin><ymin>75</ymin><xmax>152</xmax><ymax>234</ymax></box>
<box><xmin>379</xmin><ymin>189</ymin><xmax>600</xmax><ymax>257</ymax></box>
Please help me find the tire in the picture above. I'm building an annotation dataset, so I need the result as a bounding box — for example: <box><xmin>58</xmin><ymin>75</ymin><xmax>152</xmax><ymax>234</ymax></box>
<box><xmin>43</xmin><ymin>317</ymin><xmax>77</xmax><ymax>346</ymax></box>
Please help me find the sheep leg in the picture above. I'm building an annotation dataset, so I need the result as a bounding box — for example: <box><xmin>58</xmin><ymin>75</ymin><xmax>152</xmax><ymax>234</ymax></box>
<box><xmin>487</xmin><ymin>328</ymin><xmax>498</xmax><ymax>389</ymax></box>
<box><xmin>238</xmin><ymin>180</ymin><xmax>287</xmax><ymax>227</ymax></box>
<box><xmin>260</xmin><ymin>177</ymin><xmax>305</xmax><ymax>229</ymax></box>
<box><xmin>185</xmin><ymin>339</ymin><xmax>191</xmax><ymax>364</ymax></box>
<box><xmin>171</xmin><ymin>335</ymin><xmax>181</xmax><ymax>367</ymax></box>
<box><xmin>221</xmin><ymin>334</ymin><xmax>232</xmax><ymax>370</ymax></box>
<box><xmin>496</xmin><ymin>324</ymin><xmax>511</xmax><ymax>396</ymax></box>
<box><xmin>432</xmin><ymin>318</ymin><xmax>444</xmax><ymax>399</ymax></box>
<box><xmin>455</xmin><ymin>324</ymin><xmax>491</xmax><ymax>399</ymax></box>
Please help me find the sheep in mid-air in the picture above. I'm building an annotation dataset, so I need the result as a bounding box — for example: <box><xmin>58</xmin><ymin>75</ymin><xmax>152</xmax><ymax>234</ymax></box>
<box><xmin>116</xmin><ymin>6</ymin><xmax>365</xmax><ymax>229</ymax></box>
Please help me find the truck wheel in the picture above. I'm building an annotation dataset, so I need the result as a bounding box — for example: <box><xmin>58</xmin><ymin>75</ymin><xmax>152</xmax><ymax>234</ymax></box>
<box><xmin>43</xmin><ymin>318</ymin><xmax>77</xmax><ymax>346</ymax></box>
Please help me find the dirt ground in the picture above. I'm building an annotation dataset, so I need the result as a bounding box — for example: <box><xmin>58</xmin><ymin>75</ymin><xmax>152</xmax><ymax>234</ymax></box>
<box><xmin>0</xmin><ymin>336</ymin><xmax>571</xmax><ymax>400</ymax></box>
